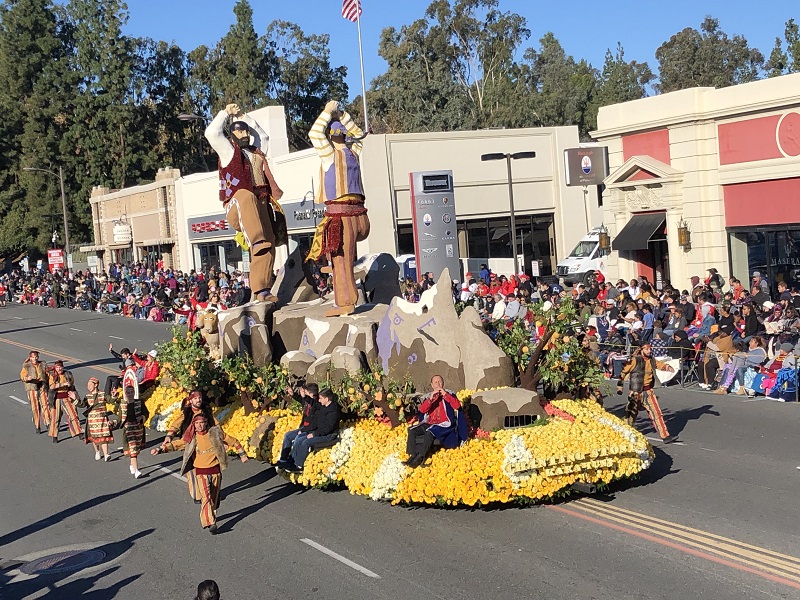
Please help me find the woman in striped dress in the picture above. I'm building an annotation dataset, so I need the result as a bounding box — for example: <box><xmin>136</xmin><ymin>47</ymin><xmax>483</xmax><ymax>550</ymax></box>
<box><xmin>120</xmin><ymin>358</ymin><xmax>144</xmax><ymax>478</ymax></box>
<box><xmin>83</xmin><ymin>377</ymin><xmax>113</xmax><ymax>461</ymax></box>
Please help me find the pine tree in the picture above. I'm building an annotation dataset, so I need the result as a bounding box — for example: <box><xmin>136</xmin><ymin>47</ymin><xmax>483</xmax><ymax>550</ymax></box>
<box><xmin>0</xmin><ymin>0</ymin><xmax>73</xmax><ymax>254</ymax></box>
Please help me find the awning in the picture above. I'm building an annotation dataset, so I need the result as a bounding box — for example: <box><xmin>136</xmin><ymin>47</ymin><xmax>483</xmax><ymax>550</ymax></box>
<box><xmin>135</xmin><ymin>238</ymin><xmax>175</xmax><ymax>246</ymax></box>
<box><xmin>613</xmin><ymin>212</ymin><xmax>666</xmax><ymax>251</ymax></box>
<box><xmin>79</xmin><ymin>245</ymin><xmax>104</xmax><ymax>253</ymax></box>
<box><xmin>106</xmin><ymin>243</ymin><xmax>132</xmax><ymax>250</ymax></box>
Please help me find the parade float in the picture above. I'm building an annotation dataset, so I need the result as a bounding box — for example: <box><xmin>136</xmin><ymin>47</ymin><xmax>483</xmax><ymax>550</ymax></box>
<box><xmin>142</xmin><ymin>267</ymin><xmax>655</xmax><ymax>508</ymax></box>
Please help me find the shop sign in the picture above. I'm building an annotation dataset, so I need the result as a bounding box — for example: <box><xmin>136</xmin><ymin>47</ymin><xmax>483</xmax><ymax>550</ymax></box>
<box><xmin>565</xmin><ymin>146</ymin><xmax>609</xmax><ymax>186</ymax></box>
<box><xmin>281</xmin><ymin>199</ymin><xmax>326</xmax><ymax>231</ymax></box>
<box><xmin>47</xmin><ymin>248</ymin><xmax>65</xmax><ymax>273</ymax></box>
<box><xmin>112</xmin><ymin>222</ymin><xmax>132</xmax><ymax>244</ymax></box>
<box><xmin>409</xmin><ymin>170</ymin><xmax>461</xmax><ymax>281</ymax></box>
<box><xmin>187</xmin><ymin>214</ymin><xmax>231</xmax><ymax>241</ymax></box>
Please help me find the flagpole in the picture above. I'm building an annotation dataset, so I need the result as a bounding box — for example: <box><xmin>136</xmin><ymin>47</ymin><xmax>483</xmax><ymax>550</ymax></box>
<box><xmin>356</xmin><ymin>6</ymin><xmax>370</xmax><ymax>133</ymax></box>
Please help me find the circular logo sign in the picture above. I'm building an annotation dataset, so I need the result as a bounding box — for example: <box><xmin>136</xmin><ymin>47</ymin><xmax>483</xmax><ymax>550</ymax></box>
<box><xmin>777</xmin><ymin>112</ymin><xmax>800</xmax><ymax>157</ymax></box>
<box><xmin>423</xmin><ymin>214</ymin><xmax>432</xmax><ymax>226</ymax></box>
<box><xmin>442</xmin><ymin>213</ymin><xmax>452</xmax><ymax>224</ymax></box>
<box><xmin>581</xmin><ymin>155</ymin><xmax>592</xmax><ymax>174</ymax></box>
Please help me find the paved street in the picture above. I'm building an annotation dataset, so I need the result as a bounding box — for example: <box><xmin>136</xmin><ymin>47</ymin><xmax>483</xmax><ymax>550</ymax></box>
<box><xmin>0</xmin><ymin>304</ymin><xmax>798</xmax><ymax>599</ymax></box>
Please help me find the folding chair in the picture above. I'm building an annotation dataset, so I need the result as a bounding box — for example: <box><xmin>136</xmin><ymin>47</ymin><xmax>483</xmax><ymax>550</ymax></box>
<box><xmin>680</xmin><ymin>343</ymin><xmax>703</xmax><ymax>387</ymax></box>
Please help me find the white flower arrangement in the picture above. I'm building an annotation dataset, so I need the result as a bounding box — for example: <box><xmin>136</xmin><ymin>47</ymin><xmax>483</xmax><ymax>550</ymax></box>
<box><xmin>326</xmin><ymin>426</ymin><xmax>355</xmax><ymax>480</ymax></box>
<box><xmin>150</xmin><ymin>400</ymin><xmax>182</xmax><ymax>432</ymax></box>
<box><xmin>501</xmin><ymin>434</ymin><xmax>537</xmax><ymax>488</ymax></box>
<box><xmin>369</xmin><ymin>453</ymin><xmax>408</xmax><ymax>501</ymax></box>
<box><xmin>595</xmin><ymin>415</ymin><xmax>653</xmax><ymax>469</ymax></box>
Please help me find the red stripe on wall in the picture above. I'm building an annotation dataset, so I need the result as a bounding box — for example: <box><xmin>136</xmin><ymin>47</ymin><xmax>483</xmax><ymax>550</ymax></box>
<box><xmin>724</xmin><ymin>178</ymin><xmax>800</xmax><ymax>227</ymax></box>
<box><xmin>622</xmin><ymin>130</ymin><xmax>670</xmax><ymax>165</ymax></box>
<box><xmin>718</xmin><ymin>115</ymin><xmax>782</xmax><ymax>165</ymax></box>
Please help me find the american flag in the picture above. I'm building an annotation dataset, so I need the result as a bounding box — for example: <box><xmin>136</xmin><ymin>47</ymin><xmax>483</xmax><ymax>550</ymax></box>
<box><xmin>342</xmin><ymin>0</ymin><xmax>362</xmax><ymax>22</ymax></box>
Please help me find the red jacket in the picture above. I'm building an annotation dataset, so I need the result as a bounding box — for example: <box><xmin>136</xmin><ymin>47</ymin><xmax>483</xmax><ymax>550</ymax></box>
<box><xmin>419</xmin><ymin>391</ymin><xmax>460</xmax><ymax>426</ymax></box>
<box><xmin>132</xmin><ymin>355</ymin><xmax>161</xmax><ymax>384</ymax></box>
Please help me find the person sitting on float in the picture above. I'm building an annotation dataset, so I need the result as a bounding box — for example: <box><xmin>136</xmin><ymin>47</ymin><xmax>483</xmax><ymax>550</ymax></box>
<box><xmin>404</xmin><ymin>375</ymin><xmax>468</xmax><ymax>468</ymax></box>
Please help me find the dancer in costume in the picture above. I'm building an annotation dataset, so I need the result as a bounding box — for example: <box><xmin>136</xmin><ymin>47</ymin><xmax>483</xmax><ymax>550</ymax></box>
<box><xmin>47</xmin><ymin>360</ymin><xmax>81</xmax><ymax>443</ymax></box>
<box><xmin>20</xmin><ymin>351</ymin><xmax>50</xmax><ymax>434</ymax></box>
<box><xmin>121</xmin><ymin>358</ymin><xmax>144</xmax><ymax>478</ymax></box>
<box><xmin>163</xmin><ymin>390</ymin><xmax>213</xmax><ymax>504</ymax></box>
<box><xmin>307</xmin><ymin>100</ymin><xmax>369</xmax><ymax>317</ymax></box>
<box><xmin>617</xmin><ymin>342</ymin><xmax>679</xmax><ymax>444</ymax></box>
<box><xmin>205</xmin><ymin>103</ymin><xmax>286</xmax><ymax>302</ymax></box>
<box><xmin>152</xmin><ymin>406</ymin><xmax>247</xmax><ymax>534</ymax></box>
<box><xmin>83</xmin><ymin>377</ymin><xmax>113</xmax><ymax>461</ymax></box>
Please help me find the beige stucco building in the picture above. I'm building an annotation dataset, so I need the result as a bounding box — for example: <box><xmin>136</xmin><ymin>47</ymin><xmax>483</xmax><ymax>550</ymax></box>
<box><xmin>592</xmin><ymin>72</ymin><xmax>800</xmax><ymax>292</ymax></box>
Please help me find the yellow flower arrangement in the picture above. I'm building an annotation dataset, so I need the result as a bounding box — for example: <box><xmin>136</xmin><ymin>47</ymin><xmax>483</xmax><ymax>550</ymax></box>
<box><xmin>144</xmin><ymin>385</ymin><xmax>653</xmax><ymax>507</ymax></box>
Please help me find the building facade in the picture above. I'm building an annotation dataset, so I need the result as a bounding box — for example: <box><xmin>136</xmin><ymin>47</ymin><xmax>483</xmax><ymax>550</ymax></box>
<box><xmin>79</xmin><ymin>167</ymin><xmax>180</xmax><ymax>272</ymax></box>
<box><xmin>592</xmin><ymin>73</ymin><xmax>800</xmax><ymax>292</ymax></box>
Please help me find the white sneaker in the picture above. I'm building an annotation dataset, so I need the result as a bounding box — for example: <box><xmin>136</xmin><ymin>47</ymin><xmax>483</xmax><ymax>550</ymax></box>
<box><xmin>95</xmin><ymin>451</ymin><xmax>101</xmax><ymax>461</ymax></box>
<box><xmin>129</xmin><ymin>464</ymin><xmax>135</xmax><ymax>474</ymax></box>
<box><xmin>104</xmin><ymin>455</ymin><xmax>110</xmax><ymax>462</ymax></box>
<box><xmin>134</xmin><ymin>470</ymin><xmax>142</xmax><ymax>479</ymax></box>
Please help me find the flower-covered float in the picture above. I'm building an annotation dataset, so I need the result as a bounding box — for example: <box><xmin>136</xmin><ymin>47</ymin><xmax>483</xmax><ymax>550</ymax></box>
<box><xmin>142</xmin><ymin>308</ymin><xmax>654</xmax><ymax>508</ymax></box>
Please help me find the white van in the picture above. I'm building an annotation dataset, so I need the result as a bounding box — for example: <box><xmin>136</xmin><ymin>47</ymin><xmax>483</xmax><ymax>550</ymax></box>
<box><xmin>555</xmin><ymin>228</ymin><xmax>608</xmax><ymax>286</ymax></box>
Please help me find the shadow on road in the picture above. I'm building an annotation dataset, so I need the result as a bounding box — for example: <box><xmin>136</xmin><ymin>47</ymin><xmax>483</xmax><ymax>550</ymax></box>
<box><xmin>0</xmin><ymin>471</ymin><xmax>171</xmax><ymax>549</ymax></box>
<box><xmin>0</xmin><ymin>529</ymin><xmax>152</xmax><ymax>600</ymax></box>
<box><xmin>220</xmin><ymin>467</ymin><xmax>279</xmax><ymax>502</ymax></box>
<box><xmin>216</xmin><ymin>481</ymin><xmax>303</xmax><ymax>534</ymax></box>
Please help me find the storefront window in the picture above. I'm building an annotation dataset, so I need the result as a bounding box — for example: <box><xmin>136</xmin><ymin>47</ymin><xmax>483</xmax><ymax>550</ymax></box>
<box><xmin>467</xmin><ymin>220</ymin><xmax>489</xmax><ymax>258</ymax></box>
<box><xmin>397</xmin><ymin>224</ymin><xmax>414</xmax><ymax>255</ymax></box>
<box><xmin>768</xmin><ymin>230</ymin><xmax>800</xmax><ymax>289</ymax></box>
<box><xmin>728</xmin><ymin>228</ymin><xmax>800</xmax><ymax>293</ymax></box>
<box><xmin>488</xmin><ymin>217</ymin><xmax>512</xmax><ymax>258</ymax></box>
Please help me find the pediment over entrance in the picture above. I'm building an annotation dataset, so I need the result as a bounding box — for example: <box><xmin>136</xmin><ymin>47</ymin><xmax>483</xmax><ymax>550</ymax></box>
<box><xmin>604</xmin><ymin>156</ymin><xmax>683</xmax><ymax>188</ymax></box>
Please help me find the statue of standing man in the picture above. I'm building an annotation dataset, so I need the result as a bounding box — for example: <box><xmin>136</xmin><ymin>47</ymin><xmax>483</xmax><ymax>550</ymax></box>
<box><xmin>306</xmin><ymin>101</ymin><xmax>370</xmax><ymax>317</ymax></box>
<box><xmin>205</xmin><ymin>103</ymin><xmax>287</xmax><ymax>302</ymax></box>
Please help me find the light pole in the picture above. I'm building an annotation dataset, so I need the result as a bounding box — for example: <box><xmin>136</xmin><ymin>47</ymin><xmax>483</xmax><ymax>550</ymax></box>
<box><xmin>480</xmin><ymin>151</ymin><xmax>536</xmax><ymax>276</ymax></box>
<box><xmin>178</xmin><ymin>112</ymin><xmax>210</xmax><ymax>171</ymax></box>
<box><xmin>24</xmin><ymin>166</ymin><xmax>70</xmax><ymax>256</ymax></box>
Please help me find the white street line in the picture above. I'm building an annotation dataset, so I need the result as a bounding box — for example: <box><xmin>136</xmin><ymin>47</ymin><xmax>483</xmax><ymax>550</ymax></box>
<box><xmin>109</xmin><ymin>335</ymin><xmax>124</xmax><ymax>340</ymax></box>
<box><xmin>157</xmin><ymin>466</ymin><xmax>186</xmax><ymax>481</ymax></box>
<box><xmin>39</xmin><ymin>322</ymin><xmax>50</xmax><ymax>325</ymax></box>
<box><xmin>300</xmin><ymin>538</ymin><xmax>380</xmax><ymax>579</ymax></box>
<box><xmin>14</xmin><ymin>316</ymin><xmax>22</xmax><ymax>320</ymax></box>
<box><xmin>69</xmin><ymin>328</ymin><xmax>82</xmax><ymax>332</ymax></box>
<box><xmin>700</xmin><ymin>447</ymin><xmax>716</xmax><ymax>452</ymax></box>
<box><xmin>646</xmin><ymin>436</ymin><xmax>686</xmax><ymax>446</ymax></box>
<box><xmin>9</xmin><ymin>396</ymin><xmax>27</xmax><ymax>405</ymax></box>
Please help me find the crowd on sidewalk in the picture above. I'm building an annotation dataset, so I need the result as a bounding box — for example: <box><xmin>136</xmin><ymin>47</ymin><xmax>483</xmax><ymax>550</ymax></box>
<box><xmin>0</xmin><ymin>259</ymin><xmax>333</xmax><ymax>322</ymax></box>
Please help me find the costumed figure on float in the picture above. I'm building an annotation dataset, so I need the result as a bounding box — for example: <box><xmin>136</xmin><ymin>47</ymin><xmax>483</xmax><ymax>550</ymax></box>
<box><xmin>205</xmin><ymin>103</ymin><xmax>287</xmax><ymax>302</ymax></box>
<box><xmin>306</xmin><ymin>100</ymin><xmax>370</xmax><ymax>317</ymax></box>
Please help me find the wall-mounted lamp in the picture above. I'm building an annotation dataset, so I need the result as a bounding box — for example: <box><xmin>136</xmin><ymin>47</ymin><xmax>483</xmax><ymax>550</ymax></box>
<box><xmin>598</xmin><ymin>223</ymin><xmax>611</xmax><ymax>252</ymax></box>
<box><xmin>677</xmin><ymin>217</ymin><xmax>691</xmax><ymax>251</ymax></box>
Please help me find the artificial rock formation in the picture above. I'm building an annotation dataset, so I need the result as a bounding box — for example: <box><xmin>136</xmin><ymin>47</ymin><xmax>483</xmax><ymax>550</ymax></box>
<box><xmin>375</xmin><ymin>269</ymin><xmax>514</xmax><ymax>392</ymax></box>
<box><xmin>469</xmin><ymin>388</ymin><xmax>547</xmax><ymax>431</ymax></box>
<box><xmin>279</xmin><ymin>351</ymin><xmax>316</xmax><ymax>378</ymax></box>
<box><xmin>271</xmin><ymin>246</ymin><xmax>317</xmax><ymax>307</ymax></box>
<box><xmin>218</xmin><ymin>301</ymin><xmax>275</xmax><ymax>366</ymax></box>
<box><xmin>354</xmin><ymin>253</ymin><xmax>401</xmax><ymax>305</ymax></box>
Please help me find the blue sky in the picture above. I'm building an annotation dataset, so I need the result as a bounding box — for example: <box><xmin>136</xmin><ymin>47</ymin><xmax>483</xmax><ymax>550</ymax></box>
<box><xmin>121</xmin><ymin>0</ymin><xmax>795</xmax><ymax>99</ymax></box>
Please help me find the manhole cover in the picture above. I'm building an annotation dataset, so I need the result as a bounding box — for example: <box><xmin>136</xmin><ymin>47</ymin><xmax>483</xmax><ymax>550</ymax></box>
<box><xmin>20</xmin><ymin>549</ymin><xmax>106</xmax><ymax>575</ymax></box>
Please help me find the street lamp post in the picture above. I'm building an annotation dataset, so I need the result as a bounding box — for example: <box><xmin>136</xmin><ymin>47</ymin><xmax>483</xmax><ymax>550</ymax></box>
<box><xmin>481</xmin><ymin>151</ymin><xmax>536</xmax><ymax>276</ymax></box>
<box><xmin>24</xmin><ymin>166</ymin><xmax>70</xmax><ymax>256</ymax></box>
<box><xmin>178</xmin><ymin>112</ymin><xmax>210</xmax><ymax>171</ymax></box>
